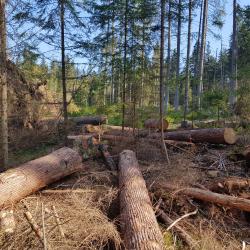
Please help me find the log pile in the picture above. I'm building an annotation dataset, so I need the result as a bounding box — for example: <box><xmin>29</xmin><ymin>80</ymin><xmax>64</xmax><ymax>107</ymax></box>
<box><xmin>0</xmin><ymin>147</ymin><xmax>82</xmax><ymax>208</ymax></box>
<box><xmin>119</xmin><ymin>150</ymin><xmax>164</xmax><ymax>249</ymax></box>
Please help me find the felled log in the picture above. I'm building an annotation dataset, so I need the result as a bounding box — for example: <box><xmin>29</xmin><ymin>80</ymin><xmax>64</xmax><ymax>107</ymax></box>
<box><xmin>69</xmin><ymin>115</ymin><xmax>107</xmax><ymax>126</ymax></box>
<box><xmin>98</xmin><ymin>144</ymin><xmax>117</xmax><ymax>171</ymax></box>
<box><xmin>157</xmin><ymin>209</ymin><xmax>196</xmax><ymax>249</ymax></box>
<box><xmin>154</xmin><ymin>183</ymin><xmax>250</xmax><ymax>212</ymax></box>
<box><xmin>144</xmin><ymin>118</ymin><xmax>169</xmax><ymax>131</ymax></box>
<box><xmin>149</xmin><ymin>128</ymin><xmax>237</xmax><ymax>144</ymax></box>
<box><xmin>0</xmin><ymin>147</ymin><xmax>82</xmax><ymax>208</ymax></box>
<box><xmin>119</xmin><ymin>150</ymin><xmax>163</xmax><ymax>250</ymax></box>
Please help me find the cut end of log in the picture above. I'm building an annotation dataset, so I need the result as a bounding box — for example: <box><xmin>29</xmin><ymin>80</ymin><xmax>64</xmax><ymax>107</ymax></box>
<box><xmin>224</xmin><ymin>128</ymin><xmax>237</xmax><ymax>144</ymax></box>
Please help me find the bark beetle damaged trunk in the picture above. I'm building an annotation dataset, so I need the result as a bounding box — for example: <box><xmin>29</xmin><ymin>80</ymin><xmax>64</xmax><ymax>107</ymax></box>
<box><xmin>119</xmin><ymin>150</ymin><xmax>164</xmax><ymax>250</ymax></box>
<box><xmin>0</xmin><ymin>147</ymin><xmax>82</xmax><ymax>209</ymax></box>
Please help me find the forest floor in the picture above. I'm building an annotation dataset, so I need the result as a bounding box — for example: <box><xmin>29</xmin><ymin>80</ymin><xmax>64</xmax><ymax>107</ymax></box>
<box><xmin>1</xmin><ymin>127</ymin><xmax>250</xmax><ymax>249</ymax></box>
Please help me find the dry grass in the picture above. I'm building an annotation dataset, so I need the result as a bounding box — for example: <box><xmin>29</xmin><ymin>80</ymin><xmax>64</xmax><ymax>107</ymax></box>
<box><xmin>0</xmin><ymin>164</ymin><xmax>121</xmax><ymax>250</ymax></box>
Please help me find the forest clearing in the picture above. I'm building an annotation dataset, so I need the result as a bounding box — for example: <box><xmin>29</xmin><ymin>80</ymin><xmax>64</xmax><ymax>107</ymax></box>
<box><xmin>0</xmin><ymin>0</ymin><xmax>250</xmax><ymax>249</ymax></box>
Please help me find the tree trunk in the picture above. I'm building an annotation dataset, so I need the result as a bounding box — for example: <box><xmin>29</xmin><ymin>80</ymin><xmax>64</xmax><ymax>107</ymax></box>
<box><xmin>0</xmin><ymin>147</ymin><xmax>82</xmax><ymax>208</ymax></box>
<box><xmin>69</xmin><ymin>115</ymin><xmax>107</xmax><ymax>126</ymax></box>
<box><xmin>122</xmin><ymin>0</ymin><xmax>128</xmax><ymax>131</ymax></box>
<box><xmin>197</xmin><ymin>0</ymin><xmax>208</xmax><ymax>109</ymax></box>
<box><xmin>149</xmin><ymin>128</ymin><xmax>237</xmax><ymax>144</ymax></box>
<box><xmin>0</xmin><ymin>0</ymin><xmax>8</xmax><ymax>170</ymax></box>
<box><xmin>119</xmin><ymin>150</ymin><xmax>164</xmax><ymax>250</ymax></box>
<box><xmin>174</xmin><ymin>0</ymin><xmax>182</xmax><ymax>111</ymax></box>
<box><xmin>165</xmin><ymin>0</ymin><xmax>172</xmax><ymax>112</ymax></box>
<box><xmin>184</xmin><ymin>0</ymin><xmax>192</xmax><ymax>121</ymax></box>
<box><xmin>154</xmin><ymin>183</ymin><xmax>250</xmax><ymax>212</ymax></box>
<box><xmin>229</xmin><ymin>0</ymin><xmax>238</xmax><ymax>107</ymax></box>
<box><xmin>60</xmin><ymin>0</ymin><xmax>68</xmax><ymax>145</ymax></box>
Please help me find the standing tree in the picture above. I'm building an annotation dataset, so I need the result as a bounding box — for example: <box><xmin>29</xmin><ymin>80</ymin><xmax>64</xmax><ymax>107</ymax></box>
<box><xmin>183</xmin><ymin>0</ymin><xmax>192</xmax><ymax>122</ymax></box>
<box><xmin>160</xmin><ymin>0</ymin><xmax>170</xmax><ymax>163</ymax></box>
<box><xmin>0</xmin><ymin>0</ymin><xmax>8</xmax><ymax>170</ymax></box>
<box><xmin>197</xmin><ymin>0</ymin><xmax>208</xmax><ymax>109</ymax></box>
<box><xmin>60</xmin><ymin>0</ymin><xmax>68</xmax><ymax>144</ymax></box>
<box><xmin>229</xmin><ymin>0</ymin><xmax>238</xmax><ymax>108</ymax></box>
<box><xmin>174</xmin><ymin>0</ymin><xmax>182</xmax><ymax>111</ymax></box>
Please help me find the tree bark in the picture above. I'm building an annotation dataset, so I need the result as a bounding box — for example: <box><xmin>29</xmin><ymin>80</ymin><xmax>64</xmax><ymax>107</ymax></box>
<box><xmin>149</xmin><ymin>128</ymin><xmax>237</xmax><ymax>144</ymax></box>
<box><xmin>154</xmin><ymin>183</ymin><xmax>250</xmax><ymax>212</ymax></box>
<box><xmin>0</xmin><ymin>147</ymin><xmax>82</xmax><ymax>209</ymax></box>
<box><xmin>184</xmin><ymin>0</ymin><xmax>192</xmax><ymax>121</ymax></box>
<box><xmin>60</xmin><ymin>0</ymin><xmax>68</xmax><ymax>145</ymax></box>
<box><xmin>69</xmin><ymin>115</ymin><xmax>107</xmax><ymax>126</ymax></box>
<box><xmin>174</xmin><ymin>0</ymin><xmax>182</xmax><ymax>111</ymax></box>
<box><xmin>98</xmin><ymin>144</ymin><xmax>116</xmax><ymax>171</ymax></box>
<box><xmin>229</xmin><ymin>0</ymin><xmax>238</xmax><ymax>107</ymax></box>
<box><xmin>197</xmin><ymin>0</ymin><xmax>208</xmax><ymax>109</ymax></box>
<box><xmin>119</xmin><ymin>150</ymin><xmax>164</xmax><ymax>250</ymax></box>
<box><xmin>0</xmin><ymin>0</ymin><xmax>8</xmax><ymax>170</ymax></box>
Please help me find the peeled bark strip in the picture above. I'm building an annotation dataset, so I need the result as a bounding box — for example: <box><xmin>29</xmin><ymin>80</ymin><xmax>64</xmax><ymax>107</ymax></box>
<box><xmin>0</xmin><ymin>147</ymin><xmax>82</xmax><ymax>208</ymax></box>
<box><xmin>154</xmin><ymin>183</ymin><xmax>250</xmax><ymax>212</ymax></box>
<box><xmin>149</xmin><ymin>128</ymin><xmax>237</xmax><ymax>144</ymax></box>
<box><xmin>0</xmin><ymin>209</ymin><xmax>15</xmax><ymax>234</ymax></box>
<box><xmin>119</xmin><ymin>150</ymin><xmax>163</xmax><ymax>250</ymax></box>
<box><xmin>69</xmin><ymin>115</ymin><xmax>107</xmax><ymax>126</ymax></box>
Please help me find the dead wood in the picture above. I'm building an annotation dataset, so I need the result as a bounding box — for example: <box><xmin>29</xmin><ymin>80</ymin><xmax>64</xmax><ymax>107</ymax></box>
<box><xmin>157</xmin><ymin>209</ymin><xmax>197</xmax><ymax>249</ymax></box>
<box><xmin>149</xmin><ymin>128</ymin><xmax>237</xmax><ymax>144</ymax></box>
<box><xmin>98</xmin><ymin>144</ymin><xmax>117</xmax><ymax>171</ymax></box>
<box><xmin>153</xmin><ymin>183</ymin><xmax>250</xmax><ymax>212</ymax></box>
<box><xmin>0</xmin><ymin>147</ymin><xmax>82</xmax><ymax>208</ymax></box>
<box><xmin>119</xmin><ymin>150</ymin><xmax>164</xmax><ymax>250</ymax></box>
<box><xmin>69</xmin><ymin>115</ymin><xmax>107</xmax><ymax>126</ymax></box>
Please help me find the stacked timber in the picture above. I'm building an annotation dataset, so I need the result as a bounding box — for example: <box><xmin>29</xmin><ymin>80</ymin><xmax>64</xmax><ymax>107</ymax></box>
<box><xmin>119</xmin><ymin>150</ymin><xmax>163</xmax><ymax>250</ymax></box>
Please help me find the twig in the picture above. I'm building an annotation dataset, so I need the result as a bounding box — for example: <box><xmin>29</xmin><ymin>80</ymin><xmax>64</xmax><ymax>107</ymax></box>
<box><xmin>157</xmin><ymin>209</ymin><xmax>197</xmax><ymax>249</ymax></box>
<box><xmin>41</xmin><ymin>202</ymin><xmax>47</xmax><ymax>250</ymax></box>
<box><xmin>24</xmin><ymin>210</ymin><xmax>44</xmax><ymax>245</ymax></box>
<box><xmin>167</xmin><ymin>209</ymin><xmax>198</xmax><ymax>231</ymax></box>
<box><xmin>52</xmin><ymin>205</ymin><xmax>66</xmax><ymax>240</ymax></box>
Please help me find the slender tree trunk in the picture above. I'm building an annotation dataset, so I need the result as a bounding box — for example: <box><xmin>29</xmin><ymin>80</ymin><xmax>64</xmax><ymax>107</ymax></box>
<box><xmin>166</xmin><ymin>0</ymin><xmax>172</xmax><ymax>113</ymax></box>
<box><xmin>0</xmin><ymin>0</ymin><xmax>8</xmax><ymax>170</ymax></box>
<box><xmin>60</xmin><ymin>0</ymin><xmax>68</xmax><ymax>144</ymax></box>
<box><xmin>197</xmin><ymin>0</ymin><xmax>208</xmax><ymax>109</ymax></box>
<box><xmin>122</xmin><ymin>0</ymin><xmax>128</xmax><ymax>131</ymax></box>
<box><xmin>229</xmin><ymin>0</ymin><xmax>238</xmax><ymax>108</ymax></box>
<box><xmin>184</xmin><ymin>0</ymin><xmax>192</xmax><ymax>121</ymax></box>
<box><xmin>174</xmin><ymin>0</ymin><xmax>182</xmax><ymax>111</ymax></box>
<box><xmin>160</xmin><ymin>0</ymin><xmax>170</xmax><ymax>163</ymax></box>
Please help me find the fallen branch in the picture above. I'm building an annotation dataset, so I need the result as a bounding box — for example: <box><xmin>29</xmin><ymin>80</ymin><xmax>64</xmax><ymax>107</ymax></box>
<box><xmin>52</xmin><ymin>205</ymin><xmax>66</xmax><ymax>240</ymax></box>
<box><xmin>153</xmin><ymin>183</ymin><xmax>250</xmax><ymax>212</ymax></box>
<box><xmin>166</xmin><ymin>209</ymin><xmax>198</xmax><ymax>231</ymax></box>
<box><xmin>157</xmin><ymin>209</ymin><xmax>197</xmax><ymax>249</ymax></box>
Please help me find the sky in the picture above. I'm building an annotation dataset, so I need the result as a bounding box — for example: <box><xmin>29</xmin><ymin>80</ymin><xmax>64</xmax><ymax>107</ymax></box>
<box><xmin>8</xmin><ymin>0</ymin><xmax>249</xmax><ymax>70</ymax></box>
<box><xmin>207</xmin><ymin>0</ymin><xmax>249</xmax><ymax>53</ymax></box>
